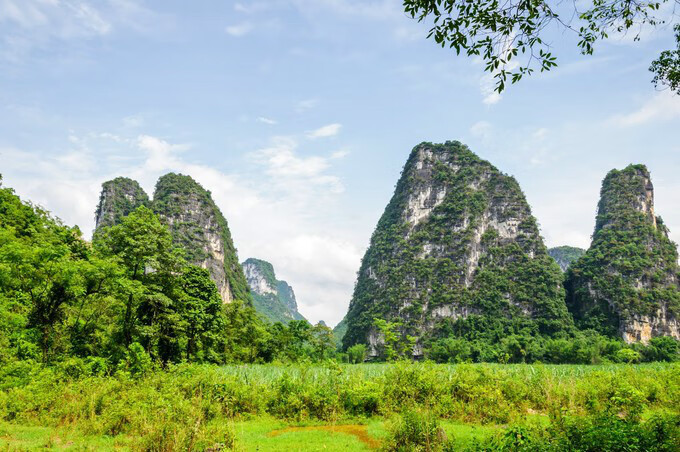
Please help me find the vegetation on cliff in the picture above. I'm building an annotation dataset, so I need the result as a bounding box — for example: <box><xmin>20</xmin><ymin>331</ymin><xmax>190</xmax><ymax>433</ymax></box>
<box><xmin>343</xmin><ymin>141</ymin><xmax>573</xmax><ymax>357</ymax></box>
<box><xmin>242</xmin><ymin>257</ymin><xmax>306</xmax><ymax>324</ymax></box>
<box><xmin>94</xmin><ymin>177</ymin><xmax>149</xmax><ymax>230</ymax></box>
<box><xmin>152</xmin><ymin>173</ymin><xmax>251</xmax><ymax>304</ymax></box>
<box><xmin>565</xmin><ymin>164</ymin><xmax>680</xmax><ymax>340</ymax></box>
<box><xmin>95</xmin><ymin>173</ymin><xmax>252</xmax><ymax>305</ymax></box>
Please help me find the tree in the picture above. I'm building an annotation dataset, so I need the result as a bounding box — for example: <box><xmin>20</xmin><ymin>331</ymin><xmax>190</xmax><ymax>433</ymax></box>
<box><xmin>403</xmin><ymin>0</ymin><xmax>680</xmax><ymax>94</ymax></box>
<box><xmin>94</xmin><ymin>206</ymin><xmax>180</xmax><ymax>353</ymax></box>
<box><xmin>284</xmin><ymin>320</ymin><xmax>313</xmax><ymax>360</ymax></box>
<box><xmin>310</xmin><ymin>323</ymin><xmax>335</xmax><ymax>361</ymax></box>
<box><xmin>347</xmin><ymin>343</ymin><xmax>368</xmax><ymax>363</ymax></box>
<box><xmin>650</xmin><ymin>24</ymin><xmax>680</xmax><ymax>93</ymax></box>
<box><xmin>0</xmin><ymin>181</ymin><xmax>105</xmax><ymax>363</ymax></box>
<box><xmin>176</xmin><ymin>266</ymin><xmax>224</xmax><ymax>362</ymax></box>
<box><xmin>374</xmin><ymin>318</ymin><xmax>416</xmax><ymax>361</ymax></box>
<box><xmin>222</xmin><ymin>299</ymin><xmax>269</xmax><ymax>363</ymax></box>
<box><xmin>643</xmin><ymin>336</ymin><xmax>679</xmax><ymax>362</ymax></box>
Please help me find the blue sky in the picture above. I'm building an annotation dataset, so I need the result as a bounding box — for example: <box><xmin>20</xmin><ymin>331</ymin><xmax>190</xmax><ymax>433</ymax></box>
<box><xmin>1</xmin><ymin>0</ymin><xmax>679</xmax><ymax>326</ymax></box>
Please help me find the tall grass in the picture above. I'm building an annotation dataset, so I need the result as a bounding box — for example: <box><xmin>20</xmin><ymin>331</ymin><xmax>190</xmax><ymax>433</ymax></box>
<box><xmin>0</xmin><ymin>362</ymin><xmax>678</xmax><ymax>450</ymax></box>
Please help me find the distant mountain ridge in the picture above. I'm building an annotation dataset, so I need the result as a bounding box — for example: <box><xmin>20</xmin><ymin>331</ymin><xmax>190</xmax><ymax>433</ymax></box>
<box><xmin>242</xmin><ymin>258</ymin><xmax>306</xmax><ymax>323</ymax></box>
<box><xmin>548</xmin><ymin>246</ymin><xmax>586</xmax><ymax>271</ymax></box>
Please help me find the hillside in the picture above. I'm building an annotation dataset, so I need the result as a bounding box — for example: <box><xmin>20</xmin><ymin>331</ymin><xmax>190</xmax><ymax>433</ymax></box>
<box><xmin>242</xmin><ymin>258</ymin><xmax>306</xmax><ymax>323</ymax></box>
<box><xmin>565</xmin><ymin>164</ymin><xmax>680</xmax><ymax>343</ymax></box>
<box><xmin>342</xmin><ymin>141</ymin><xmax>572</xmax><ymax>357</ymax></box>
<box><xmin>95</xmin><ymin>173</ymin><xmax>251</xmax><ymax>304</ymax></box>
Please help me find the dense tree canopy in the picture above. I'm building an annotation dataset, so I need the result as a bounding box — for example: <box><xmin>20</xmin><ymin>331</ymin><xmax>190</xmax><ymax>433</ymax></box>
<box><xmin>0</xmin><ymin>179</ymin><xmax>336</xmax><ymax>367</ymax></box>
<box><xmin>403</xmin><ymin>0</ymin><xmax>680</xmax><ymax>94</ymax></box>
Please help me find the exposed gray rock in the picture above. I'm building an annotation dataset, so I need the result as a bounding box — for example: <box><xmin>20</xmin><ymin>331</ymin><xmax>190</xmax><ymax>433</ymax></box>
<box><xmin>95</xmin><ymin>173</ymin><xmax>251</xmax><ymax>305</ymax></box>
<box><xmin>242</xmin><ymin>258</ymin><xmax>305</xmax><ymax>323</ymax></box>
<box><xmin>342</xmin><ymin>141</ymin><xmax>571</xmax><ymax>357</ymax></box>
<box><xmin>94</xmin><ymin>177</ymin><xmax>149</xmax><ymax>230</ymax></box>
<box><xmin>565</xmin><ymin>164</ymin><xmax>680</xmax><ymax>344</ymax></box>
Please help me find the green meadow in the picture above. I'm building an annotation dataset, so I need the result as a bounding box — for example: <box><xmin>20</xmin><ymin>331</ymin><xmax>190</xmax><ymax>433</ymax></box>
<box><xmin>1</xmin><ymin>362</ymin><xmax>678</xmax><ymax>451</ymax></box>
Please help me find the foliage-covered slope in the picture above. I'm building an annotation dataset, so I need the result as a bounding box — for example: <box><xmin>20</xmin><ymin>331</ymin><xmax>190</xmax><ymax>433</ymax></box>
<box><xmin>152</xmin><ymin>173</ymin><xmax>251</xmax><ymax>304</ymax></box>
<box><xmin>565</xmin><ymin>164</ymin><xmax>680</xmax><ymax>343</ymax></box>
<box><xmin>332</xmin><ymin>317</ymin><xmax>348</xmax><ymax>346</ymax></box>
<box><xmin>242</xmin><ymin>258</ymin><xmax>305</xmax><ymax>323</ymax></box>
<box><xmin>548</xmin><ymin>246</ymin><xmax>586</xmax><ymax>271</ymax></box>
<box><xmin>94</xmin><ymin>177</ymin><xmax>149</xmax><ymax>230</ymax></box>
<box><xmin>0</xmin><ymin>175</ymin><xmax>268</xmax><ymax>365</ymax></box>
<box><xmin>342</xmin><ymin>141</ymin><xmax>572</xmax><ymax>357</ymax></box>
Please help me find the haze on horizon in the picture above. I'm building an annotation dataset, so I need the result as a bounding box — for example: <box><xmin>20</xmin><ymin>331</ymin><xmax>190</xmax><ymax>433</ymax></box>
<box><xmin>1</xmin><ymin>0</ymin><xmax>679</xmax><ymax>327</ymax></box>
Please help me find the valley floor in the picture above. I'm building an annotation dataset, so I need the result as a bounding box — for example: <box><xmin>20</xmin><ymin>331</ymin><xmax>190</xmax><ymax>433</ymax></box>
<box><xmin>0</xmin><ymin>363</ymin><xmax>678</xmax><ymax>451</ymax></box>
<box><xmin>0</xmin><ymin>417</ymin><xmax>499</xmax><ymax>451</ymax></box>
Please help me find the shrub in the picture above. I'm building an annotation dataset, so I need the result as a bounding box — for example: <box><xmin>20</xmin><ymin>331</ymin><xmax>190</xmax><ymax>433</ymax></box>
<box><xmin>642</xmin><ymin>337</ymin><xmax>679</xmax><ymax>362</ymax></box>
<box><xmin>347</xmin><ymin>344</ymin><xmax>368</xmax><ymax>364</ymax></box>
<box><xmin>427</xmin><ymin>339</ymin><xmax>471</xmax><ymax>363</ymax></box>
<box><xmin>615</xmin><ymin>348</ymin><xmax>641</xmax><ymax>364</ymax></box>
<box><xmin>120</xmin><ymin>343</ymin><xmax>154</xmax><ymax>377</ymax></box>
<box><xmin>381</xmin><ymin>410</ymin><xmax>451</xmax><ymax>452</ymax></box>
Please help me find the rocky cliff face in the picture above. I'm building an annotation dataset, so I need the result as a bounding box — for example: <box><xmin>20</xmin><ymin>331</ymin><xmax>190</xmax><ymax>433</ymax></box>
<box><xmin>94</xmin><ymin>177</ymin><xmax>149</xmax><ymax>230</ymax></box>
<box><xmin>95</xmin><ymin>174</ymin><xmax>251</xmax><ymax>304</ymax></box>
<box><xmin>342</xmin><ymin>141</ymin><xmax>571</xmax><ymax>356</ymax></box>
<box><xmin>242</xmin><ymin>258</ymin><xmax>305</xmax><ymax>323</ymax></box>
<box><xmin>565</xmin><ymin>165</ymin><xmax>680</xmax><ymax>343</ymax></box>
<box><xmin>152</xmin><ymin>173</ymin><xmax>250</xmax><ymax>304</ymax></box>
<box><xmin>548</xmin><ymin>246</ymin><xmax>586</xmax><ymax>271</ymax></box>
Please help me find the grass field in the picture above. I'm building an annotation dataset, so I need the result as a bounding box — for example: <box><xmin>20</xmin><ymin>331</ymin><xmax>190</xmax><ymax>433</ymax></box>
<box><xmin>0</xmin><ymin>362</ymin><xmax>678</xmax><ymax>451</ymax></box>
<box><xmin>0</xmin><ymin>417</ymin><xmax>501</xmax><ymax>451</ymax></box>
<box><xmin>0</xmin><ymin>416</ymin><xmax>510</xmax><ymax>451</ymax></box>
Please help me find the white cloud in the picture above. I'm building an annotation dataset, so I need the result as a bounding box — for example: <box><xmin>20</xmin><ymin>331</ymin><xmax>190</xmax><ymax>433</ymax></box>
<box><xmin>307</xmin><ymin>123</ymin><xmax>342</xmax><ymax>139</ymax></box>
<box><xmin>234</xmin><ymin>2</ymin><xmax>272</xmax><ymax>14</ymax></box>
<box><xmin>248</xmin><ymin>136</ymin><xmax>345</xmax><ymax>195</ymax></box>
<box><xmin>331</xmin><ymin>149</ymin><xmax>349</xmax><ymax>159</ymax></box>
<box><xmin>0</xmin><ymin>0</ymin><xmax>111</xmax><ymax>37</ymax></box>
<box><xmin>225</xmin><ymin>21</ymin><xmax>252</xmax><ymax>37</ymax></box>
<box><xmin>607</xmin><ymin>91</ymin><xmax>680</xmax><ymax>127</ymax></box>
<box><xmin>469</xmin><ymin>120</ymin><xmax>492</xmax><ymax>141</ymax></box>
<box><xmin>295</xmin><ymin>98</ymin><xmax>318</xmax><ymax>113</ymax></box>
<box><xmin>257</xmin><ymin>116</ymin><xmax>278</xmax><ymax>125</ymax></box>
<box><xmin>290</xmin><ymin>0</ymin><xmax>400</xmax><ymax>21</ymax></box>
<box><xmin>69</xmin><ymin>2</ymin><xmax>111</xmax><ymax>35</ymax></box>
<box><xmin>276</xmin><ymin>234</ymin><xmax>362</xmax><ymax>325</ymax></box>
<box><xmin>122</xmin><ymin>113</ymin><xmax>145</xmax><ymax>129</ymax></box>
<box><xmin>480</xmin><ymin>74</ymin><xmax>502</xmax><ymax>105</ymax></box>
<box><xmin>393</xmin><ymin>25</ymin><xmax>422</xmax><ymax>42</ymax></box>
<box><xmin>467</xmin><ymin>121</ymin><xmax>555</xmax><ymax>168</ymax></box>
<box><xmin>0</xmin><ymin>0</ymin><xmax>168</xmax><ymax>61</ymax></box>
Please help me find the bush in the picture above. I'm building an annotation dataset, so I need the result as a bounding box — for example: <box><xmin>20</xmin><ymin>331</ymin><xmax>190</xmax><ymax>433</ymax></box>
<box><xmin>427</xmin><ymin>339</ymin><xmax>471</xmax><ymax>363</ymax></box>
<box><xmin>381</xmin><ymin>410</ymin><xmax>451</xmax><ymax>452</ymax></box>
<box><xmin>120</xmin><ymin>343</ymin><xmax>154</xmax><ymax>377</ymax></box>
<box><xmin>347</xmin><ymin>344</ymin><xmax>368</xmax><ymax>364</ymax></box>
<box><xmin>642</xmin><ymin>337</ymin><xmax>679</xmax><ymax>362</ymax></box>
<box><xmin>616</xmin><ymin>348</ymin><xmax>641</xmax><ymax>364</ymax></box>
<box><xmin>0</xmin><ymin>362</ymin><xmax>678</xmax><ymax>433</ymax></box>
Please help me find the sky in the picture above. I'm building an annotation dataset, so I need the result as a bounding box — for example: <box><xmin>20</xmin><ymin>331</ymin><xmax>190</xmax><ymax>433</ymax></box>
<box><xmin>1</xmin><ymin>0</ymin><xmax>679</xmax><ymax>327</ymax></box>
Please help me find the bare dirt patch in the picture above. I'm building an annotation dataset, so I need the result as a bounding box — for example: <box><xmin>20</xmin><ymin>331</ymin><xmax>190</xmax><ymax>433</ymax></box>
<box><xmin>268</xmin><ymin>424</ymin><xmax>381</xmax><ymax>449</ymax></box>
